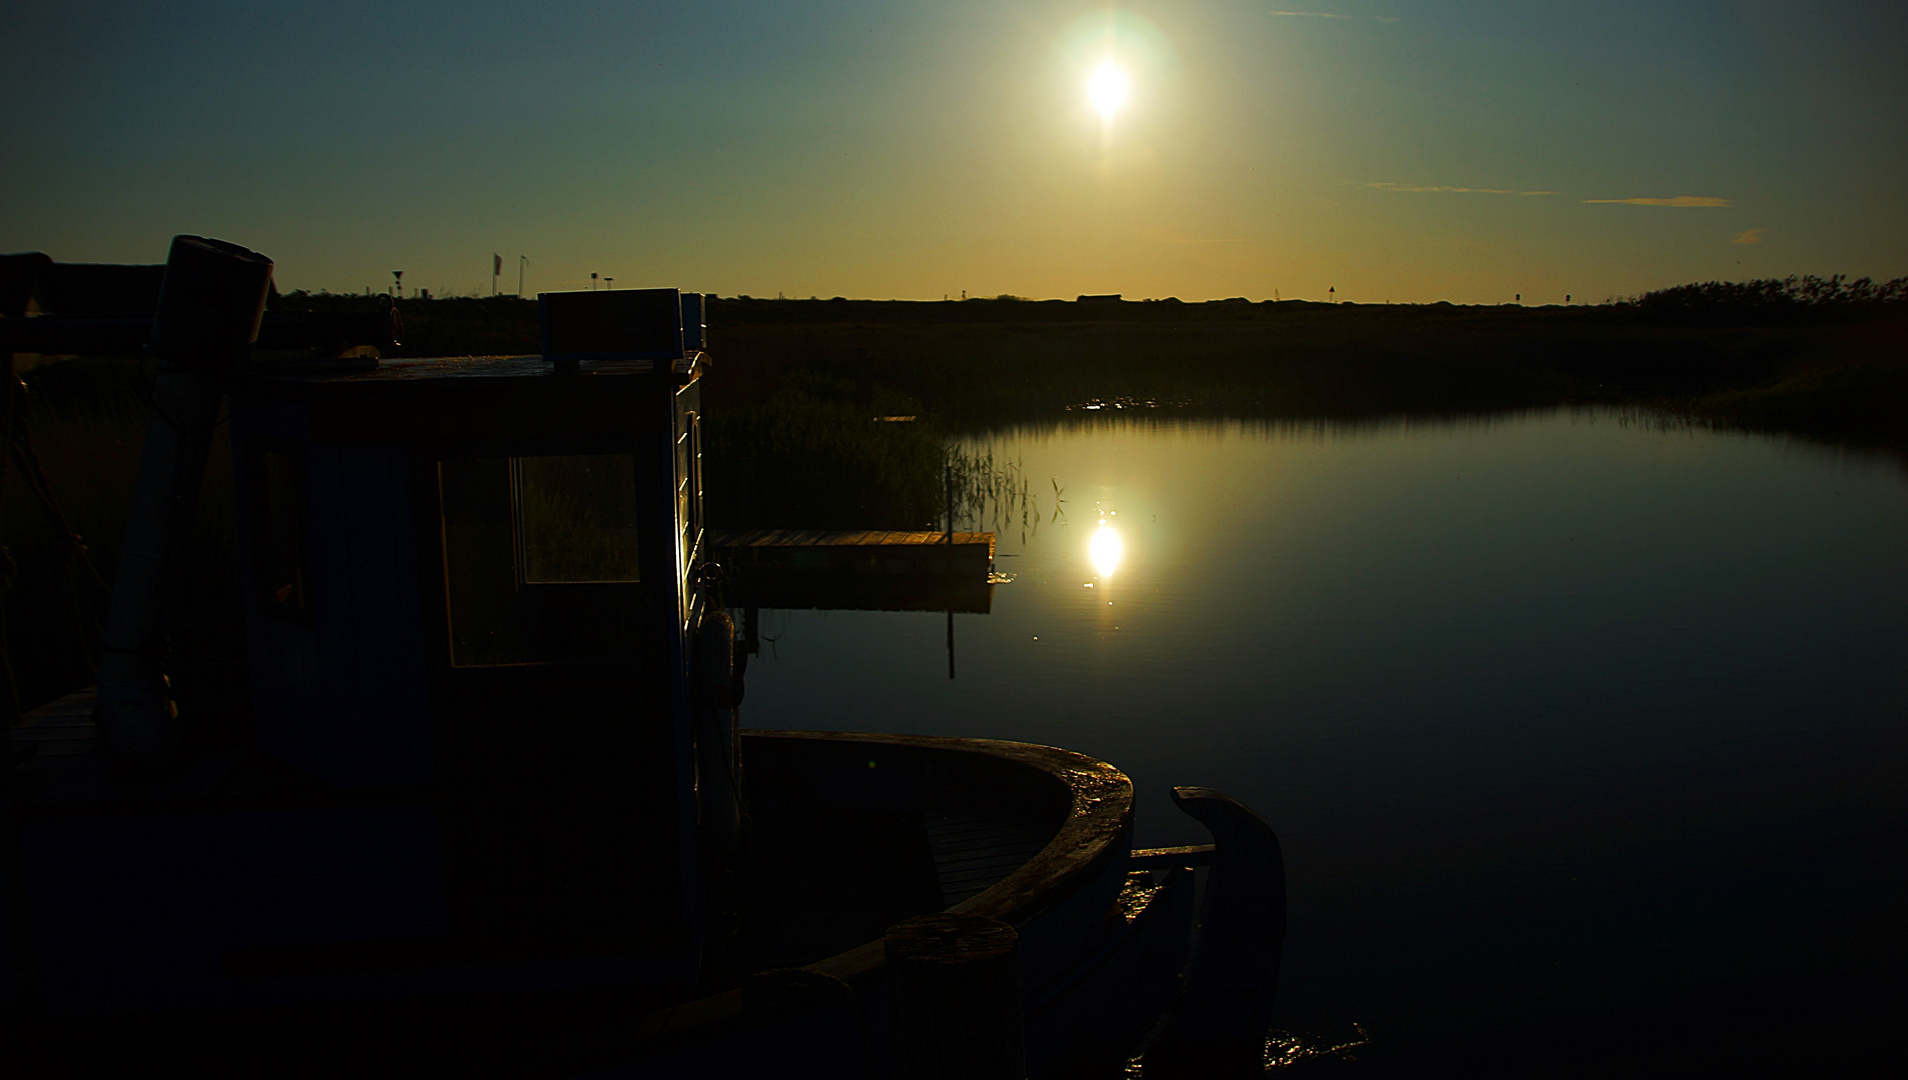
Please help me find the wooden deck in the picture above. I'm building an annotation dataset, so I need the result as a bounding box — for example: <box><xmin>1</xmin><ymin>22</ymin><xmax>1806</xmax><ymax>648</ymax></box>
<box><xmin>710</xmin><ymin>530</ymin><xmax>996</xmax><ymax>613</ymax></box>
<box><xmin>710</xmin><ymin>529</ymin><xmax>993</xmax><ymax>565</ymax></box>
<box><xmin>11</xmin><ymin>686</ymin><xmax>97</xmax><ymax>766</ymax></box>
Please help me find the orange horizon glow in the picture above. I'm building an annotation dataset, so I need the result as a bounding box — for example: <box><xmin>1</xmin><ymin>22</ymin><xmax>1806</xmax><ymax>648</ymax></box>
<box><xmin>3</xmin><ymin>4</ymin><xmax>1898</xmax><ymax>306</ymax></box>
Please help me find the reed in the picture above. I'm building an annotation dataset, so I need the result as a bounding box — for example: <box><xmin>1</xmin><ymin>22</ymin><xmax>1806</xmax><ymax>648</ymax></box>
<box><xmin>702</xmin><ymin>372</ymin><xmax>946</xmax><ymax>531</ymax></box>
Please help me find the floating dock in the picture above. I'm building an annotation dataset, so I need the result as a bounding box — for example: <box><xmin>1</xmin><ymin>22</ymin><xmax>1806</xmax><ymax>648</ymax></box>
<box><xmin>709</xmin><ymin>529</ymin><xmax>995</xmax><ymax>613</ymax></box>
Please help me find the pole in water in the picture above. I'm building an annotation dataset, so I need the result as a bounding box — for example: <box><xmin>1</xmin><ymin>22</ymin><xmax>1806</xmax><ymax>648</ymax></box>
<box><xmin>946</xmin><ymin>610</ymin><xmax>955</xmax><ymax>680</ymax></box>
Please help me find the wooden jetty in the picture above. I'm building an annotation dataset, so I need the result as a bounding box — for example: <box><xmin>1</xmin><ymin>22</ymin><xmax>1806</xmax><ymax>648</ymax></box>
<box><xmin>711</xmin><ymin>529</ymin><xmax>996</xmax><ymax>613</ymax></box>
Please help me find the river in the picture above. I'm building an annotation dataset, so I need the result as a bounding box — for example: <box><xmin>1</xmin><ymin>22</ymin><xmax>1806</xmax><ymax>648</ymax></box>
<box><xmin>739</xmin><ymin>408</ymin><xmax>1908</xmax><ymax>1073</ymax></box>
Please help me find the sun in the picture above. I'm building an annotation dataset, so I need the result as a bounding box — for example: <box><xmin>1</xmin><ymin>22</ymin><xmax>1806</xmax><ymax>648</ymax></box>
<box><xmin>1088</xmin><ymin>62</ymin><xmax>1129</xmax><ymax>119</ymax></box>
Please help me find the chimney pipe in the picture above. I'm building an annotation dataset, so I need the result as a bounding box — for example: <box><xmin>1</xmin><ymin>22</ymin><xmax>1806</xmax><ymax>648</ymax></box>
<box><xmin>93</xmin><ymin>236</ymin><xmax>271</xmax><ymax>776</ymax></box>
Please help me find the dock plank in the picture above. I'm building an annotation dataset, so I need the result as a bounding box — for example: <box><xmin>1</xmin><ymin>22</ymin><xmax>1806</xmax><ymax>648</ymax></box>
<box><xmin>13</xmin><ymin>687</ymin><xmax>99</xmax><ymax>762</ymax></box>
<box><xmin>710</xmin><ymin>531</ymin><xmax>993</xmax><ymax>569</ymax></box>
<box><xmin>709</xmin><ymin>529</ymin><xmax>997</xmax><ymax>611</ymax></box>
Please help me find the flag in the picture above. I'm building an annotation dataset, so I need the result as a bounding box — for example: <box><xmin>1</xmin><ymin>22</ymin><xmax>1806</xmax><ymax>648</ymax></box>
<box><xmin>493</xmin><ymin>253</ymin><xmax>502</xmax><ymax>276</ymax></box>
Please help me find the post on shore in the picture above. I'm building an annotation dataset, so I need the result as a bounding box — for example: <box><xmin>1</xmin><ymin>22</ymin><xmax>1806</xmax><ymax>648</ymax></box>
<box><xmin>885</xmin><ymin>913</ymin><xmax>1026</xmax><ymax>1080</ymax></box>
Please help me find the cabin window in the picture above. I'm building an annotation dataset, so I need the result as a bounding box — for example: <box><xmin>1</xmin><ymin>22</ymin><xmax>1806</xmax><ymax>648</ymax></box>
<box><xmin>439</xmin><ymin>454</ymin><xmax>643</xmax><ymax>668</ymax></box>
<box><xmin>249</xmin><ymin>443</ymin><xmax>312</xmax><ymax>622</ymax></box>
<box><xmin>515</xmin><ymin>455</ymin><xmax>643</xmax><ymax>584</ymax></box>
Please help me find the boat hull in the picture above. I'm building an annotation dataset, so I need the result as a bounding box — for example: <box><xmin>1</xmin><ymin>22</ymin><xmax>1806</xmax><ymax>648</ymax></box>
<box><xmin>4</xmin><ymin>717</ymin><xmax>1277</xmax><ymax>1077</ymax></box>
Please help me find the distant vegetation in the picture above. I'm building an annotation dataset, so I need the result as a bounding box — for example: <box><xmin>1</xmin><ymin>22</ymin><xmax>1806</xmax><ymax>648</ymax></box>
<box><xmin>1629</xmin><ymin>274</ymin><xmax>1908</xmax><ymax>321</ymax></box>
<box><xmin>698</xmin><ymin>288</ymin><xmax>1906</xmax><ymax>449</ymax></box>
<box><xmin>272</xmin><ymin>290</ymin><xmax>540</xmax><ymax>356</ymax></box>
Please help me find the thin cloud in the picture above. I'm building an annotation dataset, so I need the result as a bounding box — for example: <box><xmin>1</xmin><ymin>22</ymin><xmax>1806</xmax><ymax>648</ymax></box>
<box><xmin>1366</xmin><ymin>182</ymin><xmax>1555</xmax><ymax>196</ymax></box>
<box><xmin>1143</xmin><ymin>228</ymin><xmax>1253</xmax><ymax>245</ymax></box>
<box><xmin>1273</xmin><ymin>11</ymin><xmax>1402</xmax><ymax>23</ymax></box>
<box><xmin>1582</xmin><ymin>195</ymin><xmax>1731</xmax><ymax>207</ymax></box>
<box><xmin>1732</xmin><ymin>228</ymin><xmax>1766</xmax><ymax>244</ymax></box>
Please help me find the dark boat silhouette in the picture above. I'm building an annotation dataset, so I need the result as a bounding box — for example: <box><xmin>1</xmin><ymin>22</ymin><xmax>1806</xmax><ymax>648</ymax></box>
<box><xmin>1</xmin><ymin>237</ymin><xmax>1284</xmax><ymax>1077</ymax></box>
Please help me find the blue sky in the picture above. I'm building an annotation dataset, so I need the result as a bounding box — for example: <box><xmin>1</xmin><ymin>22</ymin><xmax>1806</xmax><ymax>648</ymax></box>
<box><xmin>3</xmin><ymin>1</ymin><xmax>1902</xmax><ymax>302</ymax></box>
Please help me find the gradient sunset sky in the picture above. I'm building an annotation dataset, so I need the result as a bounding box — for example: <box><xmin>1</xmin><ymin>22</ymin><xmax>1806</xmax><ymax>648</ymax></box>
<box><xmin>4</xmin><ymin>1</ymin><xmax>1903</xmax><ymax>304</ymax></box>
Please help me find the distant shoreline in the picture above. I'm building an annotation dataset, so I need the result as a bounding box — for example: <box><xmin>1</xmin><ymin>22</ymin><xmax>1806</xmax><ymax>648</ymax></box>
<box><xmin>242</xmin><ymin>290</ymin><xmax>1908</xmax><ymax>453</ymax></box>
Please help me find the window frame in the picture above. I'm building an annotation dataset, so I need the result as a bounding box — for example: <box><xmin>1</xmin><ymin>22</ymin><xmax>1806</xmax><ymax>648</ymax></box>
<box><xmin>245</xmin><ymin>436</ymin><xmax>317</xmax><ymax>626</ymax></box>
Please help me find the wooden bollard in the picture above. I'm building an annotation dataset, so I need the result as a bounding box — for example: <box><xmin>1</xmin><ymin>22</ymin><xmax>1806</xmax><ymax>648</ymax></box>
<box><xmin>885</xmin><ymin>914</ymin><xmax>1026</xmax><ymax>1080</ymax></box>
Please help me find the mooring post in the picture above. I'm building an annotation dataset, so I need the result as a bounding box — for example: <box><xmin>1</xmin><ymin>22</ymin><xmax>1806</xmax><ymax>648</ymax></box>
<box><xmin>1144</xmin><ymin>786</ymin><xmax>1287</xmax><ymax>1079</ymax></box>
<box><xmin>885</xmin><ymin>913</ymin><xmax>1025</xmax><ymax>1080</ymax></box>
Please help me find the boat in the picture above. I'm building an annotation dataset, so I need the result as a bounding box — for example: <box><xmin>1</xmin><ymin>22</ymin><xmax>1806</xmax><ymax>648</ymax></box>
<box><xmin>1</xmin><ymin>237</ymin><xmax>1285</xmax><ymax>1077</ymax></box>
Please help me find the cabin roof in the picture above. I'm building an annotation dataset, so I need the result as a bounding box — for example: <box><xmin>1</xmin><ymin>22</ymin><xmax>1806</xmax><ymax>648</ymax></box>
<box><xmin>250</xmin><ymin>352</ymin><xmax>705</xmax><ymax>388</ymax></box>
<box><xmin>230</xmin><ymin>352</ymin><xmax>706</xmax><ymax>444</ymax></box>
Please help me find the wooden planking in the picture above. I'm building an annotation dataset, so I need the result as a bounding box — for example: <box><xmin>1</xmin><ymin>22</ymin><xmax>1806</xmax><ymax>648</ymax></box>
<box><xmin>710</xmin><ymin>529</ymin><xmax>994</xmax><ymax>556</ymax></box>
<box><xmin>710</xmin><ymin>529</ymin><xmax>995</xmax><ymax>599</ymax></box>
<box><xmin>13</xmin><ymin>686</ymin><xmax>99</xmax><ymax>760</ymax></box>
<box><xmin>924</xmin><ymin>807</ymin><xmax>1055</xmax><ymax>908</ymax></box>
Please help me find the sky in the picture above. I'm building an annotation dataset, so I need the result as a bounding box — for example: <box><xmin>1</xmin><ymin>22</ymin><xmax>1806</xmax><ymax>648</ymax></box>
<box><xmin>3</xmin><ymin>1</ymin><xmax>1904</xmax><ymax>304</ymax></box>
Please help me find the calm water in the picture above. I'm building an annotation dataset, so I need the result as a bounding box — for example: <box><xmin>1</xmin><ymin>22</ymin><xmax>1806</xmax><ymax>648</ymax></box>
<box><xmin>740</xmin><ymin>410</ymin><xmax>1908</xmax><ymax>1074</ymax></box>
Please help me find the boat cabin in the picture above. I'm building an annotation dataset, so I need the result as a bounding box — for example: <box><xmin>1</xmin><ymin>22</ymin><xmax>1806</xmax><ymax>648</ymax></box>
<box><xmin>4</xmin><ymin>245</ymin><xmax>1284</xmax><ymax>1077</ymax></box>
<box><xmin>8</xmin><ymin>287</ymin><xmax>740</xmax><ymax>1011</ymax></box>
<box><xmin>226</xmin><ymin>287</ymin><xmax>726</xmax><ymax>970</ymax></box>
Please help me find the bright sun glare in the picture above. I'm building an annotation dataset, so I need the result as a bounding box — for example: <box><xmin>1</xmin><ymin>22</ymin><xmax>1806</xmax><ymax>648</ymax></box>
<box><xmin>1088</xmin><ymin>63</ymin><xmax>1129</xmax><ymax>119</ymax></box>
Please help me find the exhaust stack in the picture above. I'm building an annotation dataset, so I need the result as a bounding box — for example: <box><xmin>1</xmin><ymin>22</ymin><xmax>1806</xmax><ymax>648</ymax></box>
<box><xmin>93</xmin><ymin>236</ymin><xmax>271</xmax><ymax>776</ymax></box>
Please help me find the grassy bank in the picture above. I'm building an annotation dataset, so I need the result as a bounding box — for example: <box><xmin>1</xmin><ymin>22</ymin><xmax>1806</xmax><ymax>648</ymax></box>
<box><xmin>1679</xmin><ymin>319</ymin><xmax>1907</xmax><ymax>447</ymax></box>
<box><xmin>700</xmin><ymin>295</ymin><xmax>1906</xmax><ymax>443</ymax></box>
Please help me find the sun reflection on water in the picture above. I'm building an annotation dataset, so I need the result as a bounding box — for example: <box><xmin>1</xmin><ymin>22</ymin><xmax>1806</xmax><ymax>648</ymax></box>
<box><xmin>1089</xmin><ymin>521</ymin><xmax>1124</xmax><ymax>578</ymax></box>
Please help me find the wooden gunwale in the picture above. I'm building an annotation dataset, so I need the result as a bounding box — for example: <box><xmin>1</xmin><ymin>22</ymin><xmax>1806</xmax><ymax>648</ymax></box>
<box><xmin>622</xmin><ymin>730</ymin><xmax>1134</xmax><ymax>1051</ymax></box>
<box><xmin>6</xmin><ymin>710</ymin><xmax>1138</xmax><ymax>1069</ymax></box>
